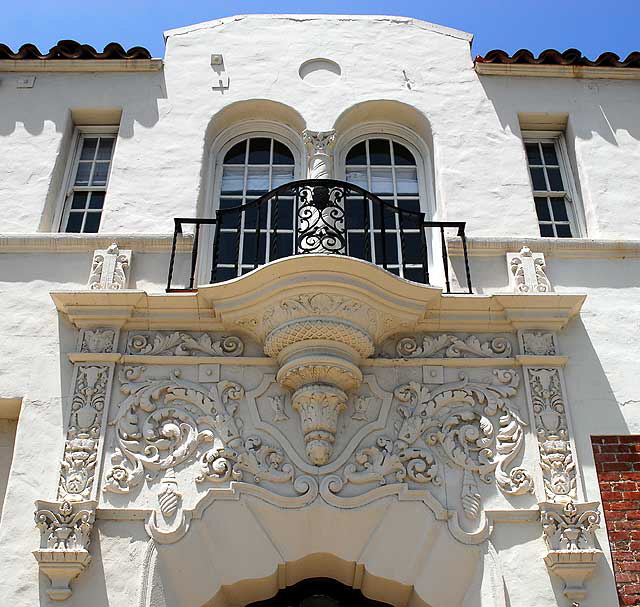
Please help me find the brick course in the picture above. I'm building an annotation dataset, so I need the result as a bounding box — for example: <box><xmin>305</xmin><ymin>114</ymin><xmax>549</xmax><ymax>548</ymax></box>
<box><xmin>593</xmin><ymin>435</ymin><xmax>640</xmax><ymax>606</ymax></box>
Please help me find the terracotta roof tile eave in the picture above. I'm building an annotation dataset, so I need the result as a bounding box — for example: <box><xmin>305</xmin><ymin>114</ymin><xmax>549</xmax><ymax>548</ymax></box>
<box><xmin>0</xmin><ymin>39</ymin><xmax>152</xmax><ymax>61</ymax></box>
<box><xmin>475</xmin><ymin>48</ymin><xmax>640</xmax><ymax>69</ymax></box>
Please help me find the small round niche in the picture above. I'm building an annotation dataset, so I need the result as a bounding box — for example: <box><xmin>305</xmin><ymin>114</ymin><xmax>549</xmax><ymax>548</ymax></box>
<box><xmin>298</xmin><ymin>58</ymin><xmax>342</xmax><ymax>87</ymax></box>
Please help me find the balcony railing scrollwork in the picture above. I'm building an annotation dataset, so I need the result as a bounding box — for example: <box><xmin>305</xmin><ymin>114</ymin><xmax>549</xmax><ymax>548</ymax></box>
<box><xmin>166</xmin><ymin>179</ymin><xmax>472</xmax><ymax>294</ymax></box>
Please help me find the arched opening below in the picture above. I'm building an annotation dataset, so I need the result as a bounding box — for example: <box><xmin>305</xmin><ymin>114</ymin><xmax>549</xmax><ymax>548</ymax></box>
<box><xmin>199</xmin><ymin>553</ymin><xmax>431</xmax><ymax>607</ymax></box>
<box><xmin>246</xmin><ymin>577</ymin><xmax>393</xmax><ymax>607</ymax></box>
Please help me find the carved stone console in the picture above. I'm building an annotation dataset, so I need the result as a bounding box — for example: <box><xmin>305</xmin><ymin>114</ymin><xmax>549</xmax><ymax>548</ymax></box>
<box><xmin>518</xmin><ymin>330</ymin><xmax>604</xmax><ymax>604</ymax></box>
<box><xmin>33</xmin><ymin>500</ymin><xmax>96</xmax><ymax>601</ymax></box>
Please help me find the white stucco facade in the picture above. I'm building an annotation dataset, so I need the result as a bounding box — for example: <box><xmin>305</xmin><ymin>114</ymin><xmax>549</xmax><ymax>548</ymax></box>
<box><xmin>0</xmin><ymin>14</ymin><xmax>639</xmax><ymax>607</ymax></box>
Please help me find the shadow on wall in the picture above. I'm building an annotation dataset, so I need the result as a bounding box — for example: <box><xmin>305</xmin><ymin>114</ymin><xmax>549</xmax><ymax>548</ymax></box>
<box><xmin>477</xmin><ymin>75</ymin><xmax>640</xmax><ymax>146</ymax></box>
<box><xmin>0</xmin><ymin>70</ymin><xmax>167</xmax><ymax>137</ymax></box>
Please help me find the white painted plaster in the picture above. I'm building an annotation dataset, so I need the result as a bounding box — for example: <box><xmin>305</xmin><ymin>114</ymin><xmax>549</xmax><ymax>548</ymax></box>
<box><xmin>0</xmin><ymin>13</ymin><xmax>637</xmax><ymax>607</ymax></box>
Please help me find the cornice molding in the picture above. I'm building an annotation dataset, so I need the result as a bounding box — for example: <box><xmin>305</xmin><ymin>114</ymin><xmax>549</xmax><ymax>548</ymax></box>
<box><xmin>50</xmin><ymin>255</ymin><xmax>585</xmax><ymax>333</ymax></box>
<box><xmin>448</xmin><ymin>236</ymin><xmax>640</xmax><ymax>258</ymax></box>
<box><xmin>0</xmin><ymin>59</ymin><xmax>162</xmax><ymax>72</ymax></box>
<box><xmin>475</xmin><ymin>63</ymin><xmax>640</xmax><ymax>80</ymax></box>
<box><xmin>0</xmin><ymin>233</ymin><xmax>190</xmax><ymax>253</ymax></box>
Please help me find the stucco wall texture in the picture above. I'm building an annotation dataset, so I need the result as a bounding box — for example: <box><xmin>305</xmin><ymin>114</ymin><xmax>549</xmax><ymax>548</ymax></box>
<box><xmin>0</xmin><ymin>13</ymin><xmax>639</xmax><ymax>607</ymax></box>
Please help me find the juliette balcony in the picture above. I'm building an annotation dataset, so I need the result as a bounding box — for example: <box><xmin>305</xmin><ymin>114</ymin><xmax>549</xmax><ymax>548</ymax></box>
<box><xmin>166</xmin><ymin>179</ymin><xmax>472</xmax><ymax>293</ymax></box>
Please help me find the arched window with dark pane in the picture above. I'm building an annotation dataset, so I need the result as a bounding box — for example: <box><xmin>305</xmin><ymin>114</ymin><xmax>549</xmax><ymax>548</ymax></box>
<box><xmin>214</xmin><ymin>136</ymin><xmax>296</xmax><ymax>281</ymax></box>
<box><xmin>246</xmin><ymin>578</ymin><xmax>394</xmax><ymax>607</ymax></box>
<box><xmin>344</xmin><ymin>137</ymin><xmax>425</xmax><ymax>282</ymax></box>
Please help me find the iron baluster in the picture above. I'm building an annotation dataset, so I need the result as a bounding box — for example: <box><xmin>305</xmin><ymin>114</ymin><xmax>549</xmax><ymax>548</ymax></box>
<box><xmin>188</xmin><ymin>222</ymin><xmax>201</xmax><ymax>290</ymax></box>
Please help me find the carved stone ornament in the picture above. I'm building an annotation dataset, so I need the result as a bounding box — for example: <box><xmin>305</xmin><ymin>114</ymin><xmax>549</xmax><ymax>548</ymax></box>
<box><xmin>33</xmin><ymin>500</ymin><xmax>96</xmax><ymax>601</ymax></box>
<box><xmin>78</xmin><ymin>328</ymin><xmax>117</xmax><ymax>354</ymax></box>
<box><xmin>392</xmin><ymin>334</ymin><xmax>512</xmax><ymax>358</ymax></box>
<box><xmin>526</xmin><ymin>367</ymin><xmax>577</xmax><ymax>502</ymax></box>
<box><xmin>507</xmin><ymin>246</ymin><xmax>552</xmax><ymax>293</ymax></box>
<box><xmin>58</xmin><ymin>364</ymin><xmax>112</xmax><ymax>501</ymax></box>
<box><xmin>540</xmin><ymin>501</ymin><xmax>603</xmax><ymax>601</ymax></box>
<box><xmin>127</xmin><ymin>331</ymin><xmax>244</xmax><ymax>357</ymax></box>
<box><xmin>87</xmin><ymin>242</ymin><xmax>131</xmax><ymax>290</ymax></box>
<box><xmin>303</xmin><ymin>129</ymin><xmax>336</xmax><ymax>179</ymax></box>
<box><xmin>100</xmin><ymin>365</ymin><xmax>533</xmax><ymax>545</ymax></box>
<box><xmin>519</xmin><ymin>330</ymin><xmax>558</xmax><ymax>356</ymax></box>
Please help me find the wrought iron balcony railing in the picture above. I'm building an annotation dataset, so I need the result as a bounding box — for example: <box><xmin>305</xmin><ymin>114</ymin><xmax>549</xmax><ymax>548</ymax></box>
<box><xmin>166</xmin><ymin>179</ymin><xmax>472</xmax><ymax>293</ymax></box>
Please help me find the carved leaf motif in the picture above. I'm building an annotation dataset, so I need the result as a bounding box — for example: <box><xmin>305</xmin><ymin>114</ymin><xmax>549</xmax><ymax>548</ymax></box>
<box><xmin>103</xmin><ymin>373</ymin><xmax>245</xmax><ymax>494</ymax></box>
<box><xmin>340</xmin><ymin>370</ymin><xmax>533</xmax><ymax>517</ymax></box>
<box><xmin>395</xmin><ymin>334</ymin><xmax>512</xmax><ymax>358</ymax></box>
<box><xmin>127</xmin><ymin>332</ymin><xmax>244</xmax><ymax>357</ymax></box>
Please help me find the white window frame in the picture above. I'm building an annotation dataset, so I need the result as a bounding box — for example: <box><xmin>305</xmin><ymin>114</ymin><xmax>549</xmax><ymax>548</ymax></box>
<box><xmin>54</xmin><ymin>125</ymin><xmax>118</xmax><ymax>233</ymax></box>
<box><xmin>335</xmin><ymin>124</ymin><xmax>437</xmax><ymax>282</ymax></box>
<box><xmin>522</xmin><ymin>130</ymin><xmax>585</xmax><ymax>238</ymax></box>
<box><xmin>200</xmin><ymin>121</ymin><xmax>304</xmax><ymax>284</ymax></box>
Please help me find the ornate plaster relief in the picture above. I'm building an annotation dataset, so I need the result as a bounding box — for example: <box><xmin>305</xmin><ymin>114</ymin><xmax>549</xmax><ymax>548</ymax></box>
<box><xmin>87</xmin><ymin>242</ymin><xmax>131</xmax><ymax>290</ymax></box>
<box><xmin>507</xmin><ymin>246</ymin><xmax>552</xmax><ymax>293</ymax></box>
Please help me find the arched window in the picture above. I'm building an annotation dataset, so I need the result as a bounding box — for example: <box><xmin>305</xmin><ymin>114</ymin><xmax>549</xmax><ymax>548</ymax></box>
<box><xmin>214</xmin><ymin>136</ymin><xmax>296</xmax><ymax>280</ymax></box>
<box><xmin>343</xmin><ymin>137</ymin><xmax>425</xmax><ymax>282</ymax></box>
<box><xmin>246</xmin><ymin>578</ymin><xmax>393</xmax><ymax>607</ymax></box>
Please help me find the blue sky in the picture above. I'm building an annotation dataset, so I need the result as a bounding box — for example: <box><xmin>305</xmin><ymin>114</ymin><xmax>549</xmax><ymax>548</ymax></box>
<box><xmin>1</xmin><ymin>1</ymin><xmax>638</xmax><ymax>59</ymax></box>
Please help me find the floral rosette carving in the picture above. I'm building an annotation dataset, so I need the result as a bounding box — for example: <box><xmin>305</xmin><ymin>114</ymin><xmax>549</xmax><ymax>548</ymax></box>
<box><xmin>336</xmin><ymin>370</ymin><xmax>533</xmax><ymax>520</ymax></box>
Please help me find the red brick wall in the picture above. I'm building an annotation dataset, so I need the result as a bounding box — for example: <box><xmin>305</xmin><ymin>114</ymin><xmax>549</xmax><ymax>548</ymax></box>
<box><xmin>592</xmin><ymin>435</ymin><xmax>640</xmax><ymax>606</ymax></box>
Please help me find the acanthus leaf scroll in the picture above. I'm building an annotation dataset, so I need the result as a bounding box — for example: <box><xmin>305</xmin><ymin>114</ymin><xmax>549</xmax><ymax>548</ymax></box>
<box><xmin>99</xmin><ymin>363</ymin><xmax>534</xmax><ymax>544</ymax></box>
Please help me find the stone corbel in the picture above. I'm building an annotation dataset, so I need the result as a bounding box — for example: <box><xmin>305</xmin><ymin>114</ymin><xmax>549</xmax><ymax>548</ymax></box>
<box><xmin>33</xmin><ymin>500</ymin><xmax>97</xmax><ymax>601</ymax></box>
<box><xmin>541</xmin><ymin>501</ymin><xmax>603</xmax><ymax>602</ymax></box>
<box><xmin>507</xmin><ymin>246</ymin><xmax>552</xmax><ymax>293</ymax></box>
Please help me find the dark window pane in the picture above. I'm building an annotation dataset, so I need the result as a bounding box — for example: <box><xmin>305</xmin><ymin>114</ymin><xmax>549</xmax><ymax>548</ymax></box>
<box><xmin>274</xmin><ymin>233</ymin><xmax>293</xmax><ymax>258</ymax></box>
<box><xmin>347</xmin><ymin>232</ymin><xmax>366</xmax><ymax>260</ymax></box>
<box><xmin>542</xmin><ymin>142</ymin><xmax>558</xmax><ymax>165</ymax></box>
<box><xmin>80</xmin><ymin>138</ymin><xmax>98</xmax><ymax>160</ymax></box>
<box><xmin>224</xmin><ymin>140</ymin><xmax>247</xmax><ymax>164</ymax></box>
<box><xmin>242</xmin><ymin>232</ymin><xmax>266</xmax><ymax>265</ymax></box>
<box><xmin>88</xmin><ymin>192</ymin><xmax>105</xmax><ymax>209</ymax></box>
<box><xmin>529</xmin><ymin>167</ymin><xmax>546</xmax><ymax>190</ymax></box>
<box><xmin>556</xmin><ymin>223</ymin><xmax>573</xmax><ymax>238</ymax></box>
<box><xmin>397</xmin><ymin>198</ymin><xmax>421</xmax><ymax>214</ymax></box>
<box><xmin>539</xmin><ymin>223</ymin><xmax>554</xmax><ymax>237</ymax></box>
<box><xmin>65</xmin><ymin>212</ymin><xmax>84</xmax><ymax>232</ymax></box>
<box><xmin>96</xmin><ymin>137</ymin><xmax>115</xmax><ymax>161</ymax></box>
<box><xmin>402</xmin><ymin>233</ymin><xmax>423</xmax><ymax>263</ymax></box>
<box><xmin>345</xmin><ymin>195</ymin><xmax>366</xmax><ymax>229</ymax></box>
<box><xmin>534</xmin><ymin>197</ymin><xmax>551</xmax><ymax>221</ymax></box>
<box><xmin>404</xmin><ymin>267</ymin><xmax>425</xmax><ymax>283</ymax></box>
<box><xmin>392</xmin><ymin>142</ymin><xmax>416</xmax><ymax>166</ymax></box>
<box><xmin>551</xmin><ymin>199</ymin><xmax>569</xmax><ymax>222</ymax></box>
<box><xmin>75</xmin><ymin>162</ymin><xmax>91</xmax><ymax>185</ymax></box>
<box><xmin>374</xmin><ymin>233</ymin><xmax>399</xmax><ymax>264</ymax></box>
<box><xmin>248</xmin><ymin>138</ymin><xmax>271</xmax><ymax>164</ymax></box>
<box><xmin>346</xmin><ymin>142</ymin><xmax>366</xmax><ymax>165</ymax></box>
<box><xmin>92</xmin><ymin>162</ymin><xmax>110</xmax><ymax>186</ymax></box>
<box><xmin>83</xmin><ymin>212</ymin><xmax>101</xmax><ymax>233</ymax></box>
<box><xmin>272</xmin><ymin>197</ymin><xmax>293</xmax><ymax>230</ymax></box>
<box><xmin>368</xmin><ymin>139</ymin><xmax>391</xmax><ymax>165</ymax></box>
<box><xmin>525</xmin><ymin>143</ymin><xmax>541</xmax><ymax>165</ymax></box>
<box><xmin>216</xmin><ymin>231</ymin><xmax>239</xmax><ymax>264</ymax></box>
<box><xmin>272</xmin><ymin>140</ymin><xmax>294</xmax><ymax>165</ymax></box>
<box><xmin>71</xmin><ymin>191</ymin><xmax>88</xmax><ymax>209</ymax></box>
<box><xmin>547</xmin><ymin>168</ymin><xmax>564</xmax><ymax>191</ymax></box>
<box><xmin>399</xmin><ymin>211</ymin><xmax>421</xmax><ymax>230</ymax></box>
<box><xmin>213</xmin><ymin>266</ymin><xmax>237</xmax><ymax>282</ymax></box>
<box><xmin>219</xmin><ymin>197</ymin><xmax>241</xmax><ymax>210</ymax></box>
<box><xmin>372</xmin><ymin>203</ymin><xmax>398</xmax><ymax>229</ymax></box>
<box><xmin>243</xmin><ymin>204</ymin><xmax>268</xmax><ymax>229</ymax></box>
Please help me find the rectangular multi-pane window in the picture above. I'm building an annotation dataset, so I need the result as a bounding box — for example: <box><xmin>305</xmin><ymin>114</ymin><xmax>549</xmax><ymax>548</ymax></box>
<box><xmin>523</xmin><ymin>136</ymin><xmax>579</xmax><ymax>238</ymax></box>
<box><xmin>60</xmin><ymin>131</ymin><xmax>117</xmax><ymax>233</ymax></box>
